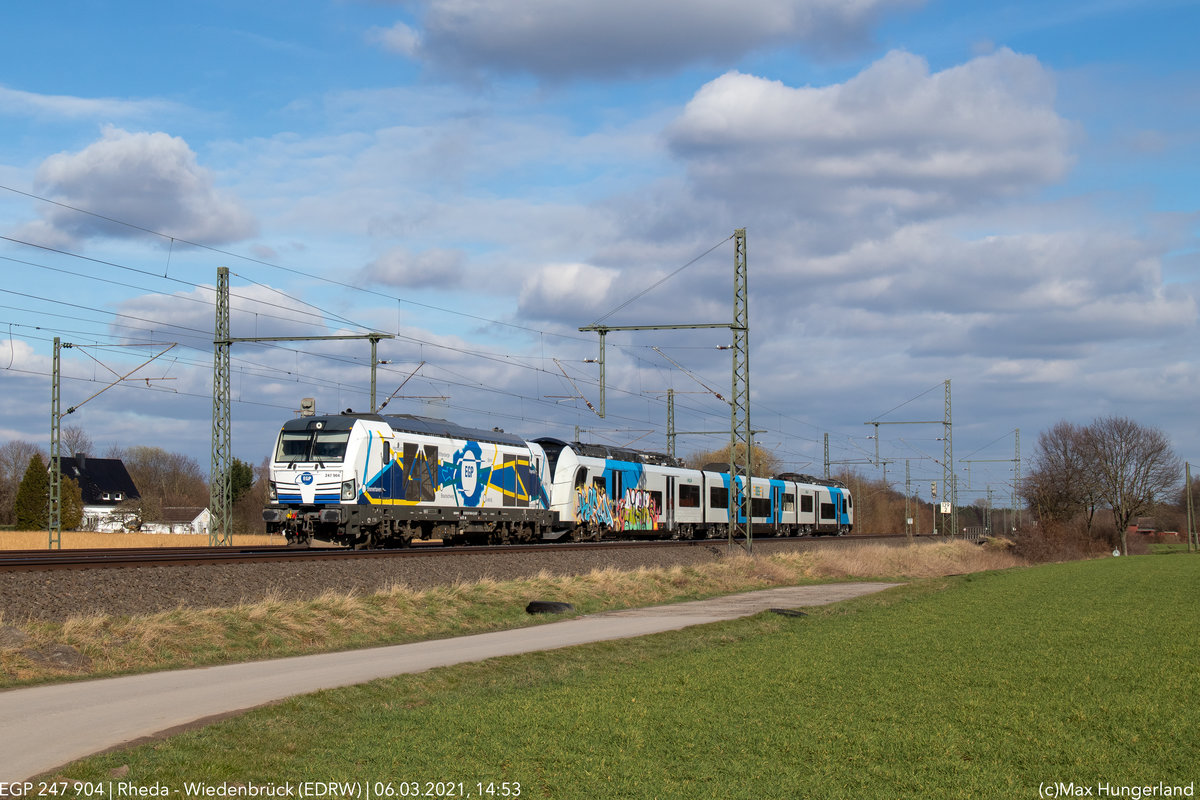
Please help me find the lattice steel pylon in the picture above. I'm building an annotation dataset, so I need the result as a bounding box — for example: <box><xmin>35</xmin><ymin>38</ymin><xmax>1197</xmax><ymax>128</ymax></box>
<box><xmin>729</xmin><ymin>228</ymin><xmax>752</xmax><ymax>550</ymax></box>
<box><xmin>942</xmin><ymin>378</ymin><xmax>956</xmax><ymax>537</ymax></box>
<box><xmin>49</xmin><ymin>337</ymin><xmax>65</xmax><ymax>549</ymax></box>
<box><xmin>666</xmin><ymin>388</ymin><xmax>676</xmax><ymax>460</ymax></box>
<box><xmin>208</xmin><ymin>268</ymin><xmax>394</xmax><ymax>546</ymax></box>
<box><xmin>579</xmin><ymin>229</ymin><xmax>752</xmax><ymax>552</ymax></box>
<box><xmin>210</xmin><ymin>266</ymin><xmax>233</xmax><ymax>546</ymax></box>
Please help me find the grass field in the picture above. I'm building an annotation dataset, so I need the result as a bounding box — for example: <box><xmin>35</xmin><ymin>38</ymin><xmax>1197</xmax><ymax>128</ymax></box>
<box><xmin>49</xmin><ymin>552</ymin><xmax>1200</xmax><ymax>798</ymax></box>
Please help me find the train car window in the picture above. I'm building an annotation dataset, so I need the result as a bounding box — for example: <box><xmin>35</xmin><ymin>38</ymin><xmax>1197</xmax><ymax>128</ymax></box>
<box><xmin>679</xmin><ymin>484</ymin><xmax>700</xmax><ymax>508</ymax></box>
<box><xmin>649</xmin><ymin>491</ymin><xmax>663</xmax><ymax>516</ymax></box>
<box><xmin>820</xmin><ymin>502</ymin><xmax>835</xmax><ymax>520</ymax></box>
<box><xmin>751</xmin><ymin>497</ymin><xmax>771</xmax><ymax>517</ymax></box>
<box><xmin>782</xmin><ymin>493</ymin><xmax>795</xmax><ymax>512</ymax></box>
<box><xmin>710</xmin><ymin>486</ymin><xmax>729</xmax><ymax>509</ymax></box>
<box><xmin>540</xmin><ymin>441</ymin><xmax>565</xmax><ymax>480</ymax></box>
<box><xmin>801</xmin><ymin>495</ymin><xmax>814</xmax><ymax>513</ymax></box>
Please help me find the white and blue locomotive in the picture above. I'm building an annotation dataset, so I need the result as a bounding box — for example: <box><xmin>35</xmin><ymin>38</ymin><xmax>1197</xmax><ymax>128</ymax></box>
<box><xmin>262</xmin><ymin>412</ymin><xmax>853</xmax><ymax>548</ymax></box>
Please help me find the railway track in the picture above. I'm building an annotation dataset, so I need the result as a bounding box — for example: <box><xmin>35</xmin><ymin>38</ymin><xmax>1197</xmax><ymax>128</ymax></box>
<box><xmin>0</xmin><ymin>533</ymin><xmax>902</xmax><ymax>573</ymax></box>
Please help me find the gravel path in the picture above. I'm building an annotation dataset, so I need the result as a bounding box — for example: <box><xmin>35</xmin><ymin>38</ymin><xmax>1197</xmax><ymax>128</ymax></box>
<box><xmin>0</xmin><ymin>539</ymin><xmax>825</xmax><ymax>623</ymax></box>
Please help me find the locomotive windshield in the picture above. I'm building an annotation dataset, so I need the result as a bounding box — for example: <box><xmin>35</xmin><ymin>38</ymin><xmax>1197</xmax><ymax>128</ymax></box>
<box><xmin>275</xmin><ymin>429</ymin><xmax>350</xmax><ymax>463</ymax></box>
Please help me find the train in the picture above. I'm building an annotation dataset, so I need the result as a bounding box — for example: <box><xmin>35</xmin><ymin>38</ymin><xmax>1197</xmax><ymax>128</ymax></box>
<box><xmin>261</xmin><ymin>411</ymin><xmax>853</xmax><ymax>548</ymax></box>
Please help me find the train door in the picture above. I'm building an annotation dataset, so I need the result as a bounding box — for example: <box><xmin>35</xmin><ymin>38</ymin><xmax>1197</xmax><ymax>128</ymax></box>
<box><xmin>532</xmin><ymin>454</ymin><xmax>543</xmax><ymax>508</ymax></box>
<box><xmin>610</xmin><ymin>469</ymin><xmax>623</xmax><ymax>516</ymax></box>
<box><xmin>771</xmin><ymin>483</ymin><xmax>782</xmax><ymax>532</ymax></box>
<box><xmin>666</xmin><ymin>476</ymin><xmax>676</xmax><ymax>531</ymax></box>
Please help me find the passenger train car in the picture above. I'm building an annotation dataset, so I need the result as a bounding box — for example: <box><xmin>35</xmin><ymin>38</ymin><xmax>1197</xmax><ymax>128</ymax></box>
<box><xmin>262</xmin><ymin>412</ymin><xmax>853</xmax><ymax>548</ymax></box>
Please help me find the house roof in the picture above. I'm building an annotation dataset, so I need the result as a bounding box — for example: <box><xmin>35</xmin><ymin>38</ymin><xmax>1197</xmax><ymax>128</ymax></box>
<box><xmin>58</xmin><ymin>455</ymin><xmax>141</xmax><ymax>505</ymax></box>
<box><xmin>156</xmin><ymin>507</ymin><xmax>207</xmax><ymax>524</ymax></box>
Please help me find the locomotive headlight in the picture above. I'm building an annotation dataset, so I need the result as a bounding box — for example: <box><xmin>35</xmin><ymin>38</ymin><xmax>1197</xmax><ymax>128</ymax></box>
<box><xmin>268</xmin><ymin>481</ymin><xmax>277</xmax><ymax>502</ymax></box>
<box><xmin>340</xmin><ymin>478</ymin><xmax>357</xmax><ymax>500</ymax></box>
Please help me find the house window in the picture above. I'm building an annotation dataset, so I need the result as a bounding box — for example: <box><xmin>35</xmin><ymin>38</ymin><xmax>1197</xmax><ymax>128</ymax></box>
<box><xmin>102</xmin><ymin>493</ymin><xmax>111</xmax><ymax>501</ymax></box>
<box><xmin>114</xmin><ymin>492</ymin><xmax>124</xmax><ymax>501</ymax></box>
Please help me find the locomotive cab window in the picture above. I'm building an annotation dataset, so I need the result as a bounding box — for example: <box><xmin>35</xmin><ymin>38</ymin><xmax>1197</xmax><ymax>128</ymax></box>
<box><xmin>312</xmin><ymin>431</ymin><xmax>350</xmax><ymax>461</ymax></box>
<box><xmin>276</xmin><ymin>429</ymin><xmax>350</xmax><ymax>463</ymax></box>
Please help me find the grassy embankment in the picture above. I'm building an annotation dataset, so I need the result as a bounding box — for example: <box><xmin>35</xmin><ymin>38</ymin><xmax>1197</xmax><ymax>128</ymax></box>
<box><xmin>51</xmin><ymin>551</ymin><xmax>1199</xmax><ymax>798</ymax></box>
<box><xmin>3</xmin><ymin>540</ymin><xmax>1016</xmax><ymax>687</ymax></box>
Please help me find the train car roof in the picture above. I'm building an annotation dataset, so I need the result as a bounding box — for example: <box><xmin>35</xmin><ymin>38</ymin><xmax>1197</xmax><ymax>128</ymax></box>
<box><xmin>283</xmin><ymin>413</ymin><xmax>528</xmax><ymax>447</ymax></box>
<box><xmin>532</xmin><ymin>437</ymin><xmax>681</xmax><ymax>467</ymax></box>
<box><xmin>776</xmin><ymin>471</ymin><xmax>847</xmax><ymax>488</ymax></box>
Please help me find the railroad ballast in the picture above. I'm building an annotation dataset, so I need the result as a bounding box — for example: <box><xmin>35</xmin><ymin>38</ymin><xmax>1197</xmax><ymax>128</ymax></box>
<box><xmin>262</xmin><ymin>412</ymin><xmax>853</xmax><ymax>548</ymax></box>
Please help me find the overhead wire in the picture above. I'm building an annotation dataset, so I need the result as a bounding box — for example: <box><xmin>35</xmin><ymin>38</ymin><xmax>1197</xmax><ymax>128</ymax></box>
<box><xmin>1</xmin><ymin>185</ymin><xmax>875</xmax><ymax>459</ymax></box>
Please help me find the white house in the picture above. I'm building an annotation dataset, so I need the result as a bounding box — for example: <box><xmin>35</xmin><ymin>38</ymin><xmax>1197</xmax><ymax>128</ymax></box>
<box><xmin>141</xmin><ymin>507</ymin><xmax>212</xmax><ymax>535</ymax></box>
<box><xmin>59</xmin><ymin>454</ymin><xmax>141</xmax><ymax>532</ymax></box>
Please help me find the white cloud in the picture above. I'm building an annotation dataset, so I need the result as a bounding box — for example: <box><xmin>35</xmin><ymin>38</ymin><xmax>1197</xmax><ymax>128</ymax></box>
<box><xmin>387</xmin><ymin>0</ymin><xmax>919</xmax><ymax>79</ymax></box>
<box><xmin>362</xmin><ymin>247</ymin><xmax>466</xmax><ymax>288</ymax></box>
<box><xmin>368</xmin><ymin>22</ymin><xmax>422</xmax><ymax>59</ymax></box>
<box><xmin>110</xmin><ymin>283</ymin><xmax>333</xmax><ymax>352</ymax></box>
<box><xmin>0</xmin><ymin>85</ymin><xmax>179</xmax><ymax>120</ymax></box>
<box><xmin>518</xmin><ymin>262</ymin><xmax>619</xmax><ymax>318</ymax></box>
<box><xmin>14</xmin><ymin>127</ymin><xmax>257</xmax><ymax>247</ymax></box>
<box><xmin>668</xmin><ymin>49</ymin><xmax>1073</xmax><ymax>220</ymax></box>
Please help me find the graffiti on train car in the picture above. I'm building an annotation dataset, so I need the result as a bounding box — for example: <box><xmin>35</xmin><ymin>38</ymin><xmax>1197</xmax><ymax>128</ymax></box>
<box><xmin>574</xmin><ymin>484</ymin><xmax>660</xmax><ymax>531</ymax></box>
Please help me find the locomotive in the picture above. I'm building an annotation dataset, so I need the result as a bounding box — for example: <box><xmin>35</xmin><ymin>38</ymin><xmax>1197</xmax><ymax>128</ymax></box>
<box><xmin>262</xmin><ymin>412</ymin><xmax>853</xmax><ymax>548</ymax></box>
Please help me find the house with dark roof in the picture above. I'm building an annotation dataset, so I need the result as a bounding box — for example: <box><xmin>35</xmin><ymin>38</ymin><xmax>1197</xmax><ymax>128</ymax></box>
<box><xmin>59</xmin><ymin>453</ymin><xmax>141</xmax><ymax>532</ymax></box>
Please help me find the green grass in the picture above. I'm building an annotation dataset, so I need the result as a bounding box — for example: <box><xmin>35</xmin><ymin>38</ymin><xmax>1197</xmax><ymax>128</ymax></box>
<box><xmin>54</xmin><ymin>554</ymin><xmax>1199</xmax><ymax>798</ymax></box>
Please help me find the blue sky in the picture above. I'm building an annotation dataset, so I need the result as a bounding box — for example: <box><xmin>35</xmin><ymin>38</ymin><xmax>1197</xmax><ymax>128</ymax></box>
<box><xmin>2</xmin><ymin>0</ymin><xmax>1198</xmax><ymax>507</ymax></box>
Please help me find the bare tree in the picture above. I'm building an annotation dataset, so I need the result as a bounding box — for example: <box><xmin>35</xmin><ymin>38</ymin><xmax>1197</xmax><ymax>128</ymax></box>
<box><xmin>60</xmin><ymin>426</ymin><xmax>93</xmax><ymax>458</ymax></box>
<box><xmin>1021</xmin><ymin>421</ymin><xmax>1099</xmax><ymax>533</ymax></box>
<box><xmin>0</xmin><ymin>440</ymin><xmax>44</xmax><ymax>526</ymax></box>
<box><xmin>685</xmin><ymin>442</ymin><xmax>782</xmax><ymax>478</ymax></box>
<box><xmin>112</xmin><ymin>445</ymin><xmax>209</xmax><ymax>511</ymax></box>
<box><xmin>1082</xmin><ymin>416</ymin><xmax>1180</xmax><ymax>554</ymax></box>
